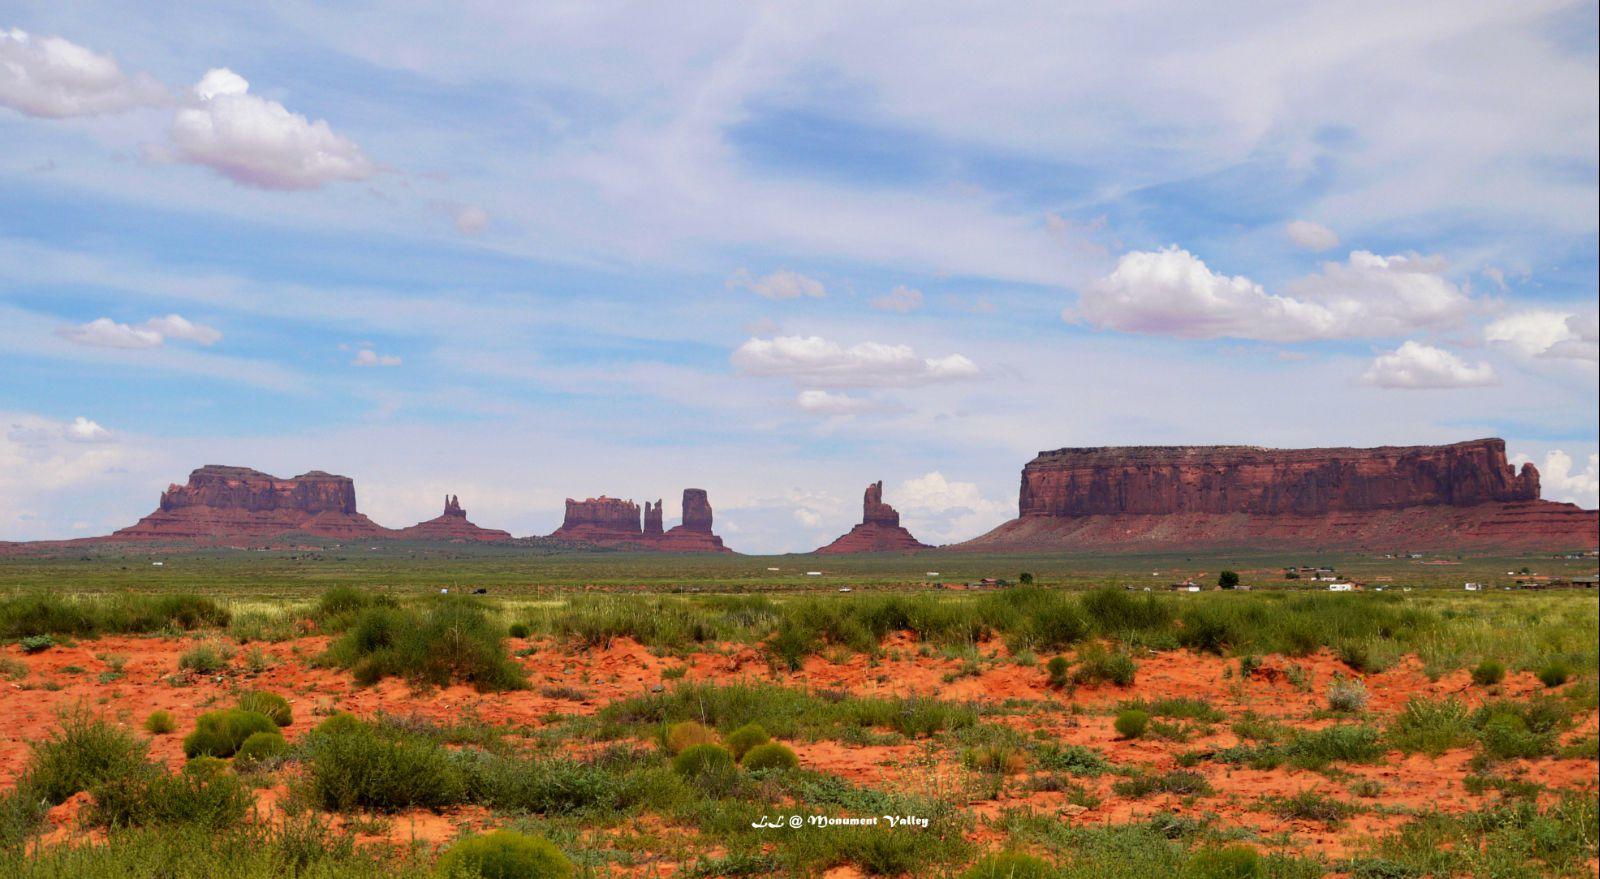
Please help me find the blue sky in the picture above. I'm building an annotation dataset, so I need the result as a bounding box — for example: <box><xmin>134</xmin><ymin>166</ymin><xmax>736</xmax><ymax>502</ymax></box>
<box><xmin>2</xmin><ymin>2</ymin><xmax>1596</xmax><ymax>551</ymax></box>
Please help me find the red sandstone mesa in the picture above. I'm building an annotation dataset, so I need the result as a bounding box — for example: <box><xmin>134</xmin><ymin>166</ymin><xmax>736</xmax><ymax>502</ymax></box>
<box><xmin>547</xmin><ymin>496</ymin><xmax>642</xmax><ymax>543</ymax></box>
<box><xmin>962</xmin><ymin>438</ymin><xmax>1599</xmax><ymax>551</ymax></box>
<box><xmin>397</xmin><ymin>495</ymin><xmax>511</xmax><ymax>542</ymax></box>
<box><xmin>816</xmin><ymin>481</ymin><xmax>930</xmax><ymax>554</ymax></box>
<box><xmin>111</xmin><ymin>465</ymin><xmax>392</xmax><ymax>541</ymax></box>
<box><xmin>652</xmin><ymin>488</ymin><xmax>733</xmax><ymax>553</ymax></box>
<box><xmin>548</xmin><ymin>489</ymin><xmax>732</xmax><ymax>552</ymax></box>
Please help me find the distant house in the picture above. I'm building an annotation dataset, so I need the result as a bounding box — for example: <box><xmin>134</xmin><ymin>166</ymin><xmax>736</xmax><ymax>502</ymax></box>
<box><xmin>1464</xmin><ymin>582</ymin><xmax>1482</xmax><ymax>591</ymax></box>
<box><xmin>1326</xmin><ymin>582</ymin><xmax>1356</xmax><ymax>592</ymax></box>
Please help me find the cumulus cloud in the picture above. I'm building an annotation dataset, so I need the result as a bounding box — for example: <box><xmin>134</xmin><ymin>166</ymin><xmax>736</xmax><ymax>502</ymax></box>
<box><xmin>1485</xmin><ymin>310</ymin><xmax>1599</xmax><ymax>362</ymax></box>
<box><xmin>1512</xmin><ymin>449</ymin><xmax>1600</xmax><ymax>508</ymax></box>
<box><xmin>55</xmin><ymin>314</ymin><xmax>220</xmax><ymax>349</ymax></box>
<box><xmin>0</xmin><ymin>28</ymin><xmax>165</xmax><ymax>118</ymax></box>
<box><xmin>454</xmin><ymin>205</ymin><xmax>490</xmax><ymax>234</ymax></box>
<box><xmin>1074</xmin><ymin>246</ymin><xmax>1472</xmax><ymax>342</ymax></box>
<box><xmin>1285</xmin><ymin>219</ymin><xmax>1339</xmax><ymax>251</ymax></box>
<box><xmin>168</xmin><ymin>68</ymin><xmax>375</xmax><ymax>190</ymax></box>
<box><xmin>1359</xmin><ymin>340</ymin><xmax>1495</xmax><ymax>389</ymax></box>
<box><xmin>871</xmin><ymin>285</ymin><xmax>923</xmax><ymax>313</ymax></box>
<box><xmin>892</xmin><ymin>471</ymin><xmax>1012</xmax><ymax>544</ymax></box>
<box><xmin>732</xmin><ymin>335</ymin><xmax>979</xmax><ymax>388</ymax></box>
<box><xmin>351</xmin><ymin>348</ymin><xmax>402</xmax><ymax>367</ymax></box>
<box><xmin>729</xmin><ymin>269</ymin><xmax>826</xmax><ymax>301</ymax></box>
<box><xmin>65</xmin><ymin>416</ymin><xmax>112</xmax><ymax>442</ymax></box>
<box><xmin>795</xmin><ymin>389</ymin><xmax>876</xmax><ymax>415</ymax></box>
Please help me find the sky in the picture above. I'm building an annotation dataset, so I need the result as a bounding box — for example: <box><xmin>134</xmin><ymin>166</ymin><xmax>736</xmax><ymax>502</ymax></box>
<box><xmin>1</xmin><ymin>1</ymin><xmax>1597</xmax><ymax>552</ymax></box>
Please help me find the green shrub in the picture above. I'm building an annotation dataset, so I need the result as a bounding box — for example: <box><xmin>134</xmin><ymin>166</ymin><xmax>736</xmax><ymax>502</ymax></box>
<box><xmin>1</xmin><ymin>593</ymin><xmax>228</xmax><ymax>639</ymax></box>
<box><xmin>143</xmin><ymin>710</ymin><xmax>176</xmax><ymax>735</ymax></box>
<box><xmin>182</xmin><ymin>709</ymin><xmax>276</xmax><ymax>759</ymax></box>
<box><xmin>1286</xmin><ymin>725</ymin><xmax>1383</xmax><ymax>769</ymax></box>
<box><xmin>1272</xmin><ymin>790</ymin><xmax>1355</xmax><ymax>825</ymax></box>
<box><xmin>305</xmin><ymin>718</ymin><xmax>466</xmax><ymax>812</ymax></box>
<box><xmin>86</xmin><ymin>764</ymin><xmax>251</xmax><ymax>830</ymax></box>
<box><xmin>234</xmin><ymin>731</ymin><xmax>288</xmax><ymax>767</ymax></box>
<box><xmin>1044</xmin><ymin>656</ymin><xmax>1070</xmax><ymax>688</ymax></box>
<box><xmin>960</xmin><ymin>851</ymin><xmax>1055</xmax><ymax>879</ymax></box>
<box><xmin>1387</xmin><ymin>698</ymin><xmax>1473</xmax><ymax>755</ymax></box>
<box><xmin>664</xmin><ymin>720</ymin><xmax>718</xmax><ymax>755</ymax></box>
<box><xmin>508</xmin><ymin>622</ymin><xmax>531</xmax><ymax>639</ymax></box>
<box><xmin>1114</xmin><ymin>709</ymin><xmax>1149</xmax><ymax>739</ymax></box>
<box><xmin>18</xmin><ymin>709</ymin><xmax>149</xmax><ymax>805</ymax></box>
<box><xmin>1071</xmin><ymin>644</ymin><xmax>1136</xmax><ymax>687</ymax></box>
<box><xmin>183</xmin><ymin>756</ymin><xmax>228</xmax><ymax>779</ymax></box>
<box><xmin>1478</xmin><ymin>714</ymin><xmax>1551</xmax><ymax>760</ymax></box>
<box><xmin>725</xmin><ymin>723</ymin><xmax>771</xmax><ymax>761</ymax></box>
<box><xmin>1190</xmin><ymin>844</ymin><xmax>1262</xmax><ymax>879</ymax></box>
<box><xmin>1326</xmin><ymin>677</ymin><xmax>1369</xmax><ymax>713</ymax></box>
<box><xmin>434</xmin><ymin>830</ymin><xmax>573</xmax><ymax>879</ymax></box>
<box><xmin>1112</xmin><ymin>770</ymin><xmax>1212</xmax><ymax>798</ymax></box>
<box><xmin>1470</xmin><ymin>659</ymin><xmax>1505</xmax><ymax>686</ymax></box>
<box><xmin>236</xmin><ymin>692</ymin><xmax>292</xmax><ymax>727</ymax></box>
<box><xmin>179</xmin><ymin>644</ymin><xmax>228</xmax><ymax>674</ymax></box>
<box><xmin>1217</xmin><ymin>571</ymin><xmax>1240</xmax><ymax>589</ymax></box>
<box><xmin>314</xmin><ymin>712</ymin><xmax>365</xmax><ymax>738</ymax></box>
<box><xmin>19</xmin><ymin>635</ymin><xmax>52</xmax><ymax>654</ymax></box>
<box><xmin>319</xmin><ymin>598</ymin><xmax>527</xmax><ymax>692</ymax></box>
<box><xmin>1034</xmin><ymin>743</ymin><xmax>1111</xmax><ymax>776</ymax></box>
<box><xmin>1536</xmin><ymin>660</ymin><xmax>1572</xmax><ymax>688</ymax></box>
<box><xmin>671</xmin><ymin>743</ymin><xmax>737</xmax><ymax>794</ymax></box>
<box><xmin>742</xmin><ymin>742</ymin><xmax>799</xmax><ymax>771</ymax></box>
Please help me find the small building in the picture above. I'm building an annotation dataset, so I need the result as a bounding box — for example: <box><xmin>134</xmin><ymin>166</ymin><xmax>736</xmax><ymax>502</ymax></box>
<box><xmin>1327</xmin><ymin>582</ymin><xmax>1355</xmax><ymax>592</ymax></box>
<box><xmin>1464</xmin><ymin>582</ymin><xmax>1482</xmax><ymax>592</ymax></box>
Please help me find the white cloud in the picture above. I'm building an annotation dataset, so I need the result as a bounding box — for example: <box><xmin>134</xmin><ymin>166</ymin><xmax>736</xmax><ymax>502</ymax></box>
<box><xmin>795</xmin><ymin>389</ymin><xmax>875</xmax><ymax>415</ymax></box>
<box><xmin>0</xmin><ymin>28</ymin><xmax>165</xmax><ymax>118</ymax></box>
<box><xmin>65</xmin><ymin>416</ymin><xmax>112</xmax><ymax>443</ymax></box>
<box><xmin>1526</xmin><ymin>450</ymin><xmax>1599</xmax><ymax>508</ymax></box>
<box><xmin>871</xmin><ymin>285</ymin><xmax>923</xmax><ymax>313</ymax></box>
<box><xmin>168</xmin><ymin>68</ymin><xmax>375</xmax><ymax>190</ymax></box>
<box><xmin>1285</xmin><ymin>219</ymin><xmax>1339</xmax><ymax>251</ymax></box>
<box><xmin>1486</xmin><ymin>309</ymin><xmax>1599</xmax><ymax>363</ymax></box>
<box><xmin>54</xmin><ymin>314</ymin><xmax>221</xmax><ymax>349</ymax></box>
<box><xmin>351</xmin><ymin>348</ymin><xmax>402</xmax><ymax>367</ymax></box>
<box><xmin>141</xmin><ymin>314</ymin><xmax>222</xmax><ymax>345</ymax></box>
<box><xmin>729</xmin><ymin>269</ymin><xmax>826</xmax><ymax>300</ymax></box>
<box><xmin>454</xmin><ymin>205</ymin><xmax>490</xmax><ymax>235</ymax></box>
<box><xmin>891</xmin><ymin>471</ymin><xmax>1012</xmax><ymax>545</ymax></box>
<box><xmin>1074</xmin><ymin>246</ymin><xmax>1471</xmax><ymax>341</ymax></box>
<box><xmin>732</xmin><ymin>335</ymin><xmax>979</xmax><ymax>388</ymax></box>
<box><xmin>1359</xmin><ymin>340</ymin><xmax>1495</xmax><ymax>389</ymax></box>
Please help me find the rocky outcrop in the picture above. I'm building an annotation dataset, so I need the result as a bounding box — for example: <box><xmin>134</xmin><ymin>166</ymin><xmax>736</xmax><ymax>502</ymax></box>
<box><xmin>398</xmin><ymin>495</ymin><xmax>511</xmax><ymax>542</ymax></box>
<box><xmin>653</xmin><ymin>489</ymin><xmax>733</xmax><ymax>553</ymax></box>
<box><xmin>111</xmin><ymin>465</ymin><xmax>392</xmax><ymax>541</ymax></box>
<box><xmin>816</xmin><ymin>481</ymin><xmax>931</xmax><ymax>554</ymax></box>
<box><xmin>548</xmin><ymin>496</ymin><xmax>642</xmax><ymax>543</ymax></box>
<box><xmin>963</xmin><ymin>439</ymin><xmax>1597</xmax><ymax>551</ymax></box>
<box><xmin>644</xmin><ymin>500</ymin><xmax>664</xmax><ymax>536</ymax></box>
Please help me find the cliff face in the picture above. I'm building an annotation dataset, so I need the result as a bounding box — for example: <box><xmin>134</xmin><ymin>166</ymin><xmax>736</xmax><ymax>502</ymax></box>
<box><xmin>965</xmin><ymin>439</ymin><xmax>1596</xmax><ymax>551</ymax></box>
<box><xmin>398</xmin><ymin>495</ymin><xmax>511</xmax><ymax>542</ymax></box>
<box><xmin>655</xmin><ymin>489</ymin><xmax>733</xmax><ymax>552</ymax></box>
<box><xmin>549</xmin><ymin>496</ymin><xmax>642</xmax><ymax>543</ymax></box>
<box><xmin>816</xmin><ymin>481</ymin><xmax>930</xmax><ymax>554</ymax></box>
<box><xmin>548</xmin><ymin>490</ymin><xmax>733</xmax><ymax>552</ymax></box>
<box><xmin>113</xmin><ymin>465</ymin><xmax>391</xmax><ymax>541</ymax></box>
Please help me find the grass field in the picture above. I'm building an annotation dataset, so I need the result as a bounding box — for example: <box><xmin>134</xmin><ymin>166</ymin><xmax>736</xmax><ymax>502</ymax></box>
<box><xmin>0</xmin><ymin>547</ymin><xmax>1595</xmax><ymax>877</ymax></box>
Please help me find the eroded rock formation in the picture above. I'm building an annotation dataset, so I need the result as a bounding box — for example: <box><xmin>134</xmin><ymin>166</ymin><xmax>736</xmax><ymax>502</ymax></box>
<box><xmin>398</xmin><ymin>495</ymin><xmax>511</xmax><ymax>542</ymax></box>
<box><xmin>548</xmin><ymin>496</ymin><xmax>642</xmax><ymax>543</ymax></box>
<box><xmin>547</xmin><ymin>490</ymin><xmax>732</xmax><ymax>552</ymax></box>
<box><xmin>963</xmin><ymin>439</ymin><xmax>1598</xmax><ymax>551</ymax></box>
<box><xmin>654</xmin><ymin>488</ymin><xmax>733</xmax><ymax>552</ymax></box>
<box><xmin>644</xmin><ymin>500</ymin><xmax>664</xmax><ymax>536</ymax></box>
<box><xmin>111</xmin><ymin>465</ymin><xmax>391</xmax><ymax>541</ymax></box>
<box><xmin>816</xmin><ymin>481</ymin><xmax>930</xmax><ymax>553</ymax></box>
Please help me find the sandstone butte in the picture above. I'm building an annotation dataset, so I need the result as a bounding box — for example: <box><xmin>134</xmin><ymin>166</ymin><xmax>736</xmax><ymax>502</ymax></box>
<box><xmin>105</xmin><ymin>466</ymin><xmax>507</xmax><ymax>544</ymax></box>
<box><xmin>815</xmin><ymin>481</ymin><xmax>931</xmax><ymax>553</ymax></box>
<box><xmin>959</xmin><ymin>438</ymin><xmax>1599</xmax><ymax>552</ymax></box>
<box><xmin>547</xmin><ymin>488</ymin><xmax>733</xmax><ymax>553</ymax></box>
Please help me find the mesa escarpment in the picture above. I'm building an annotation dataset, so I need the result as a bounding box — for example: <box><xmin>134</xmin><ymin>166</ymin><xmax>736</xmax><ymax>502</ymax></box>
<box><xmin>964</xmin><ymin>438</ymin><xmax>1598</xmax><ymax>551</ymax></box>
<box><xmin>397</xmin><ymin>495</ymin><xmax>511</xmax><ymax>542</ymax></box>
<box><xmin>111</xmin><ymin>465</ymin><xmax>392</xmax><ymax>541</ymax></box>
<box><xmin>815</xmin><ymin>481</ymin><xmax>931</xmax><ymax>553</ymax></box>
<box><xmin>547</xmin><ymin>489</ymin><xmax>732</xmax><ymax>552</ymax></box>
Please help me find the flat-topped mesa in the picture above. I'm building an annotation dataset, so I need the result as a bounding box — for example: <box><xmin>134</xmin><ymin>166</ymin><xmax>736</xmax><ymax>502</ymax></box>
<box><xmin>113</xmin><ymin>465</ymin><xmax>391</xmax><ymax>541</ymax></box>
<box><xmin>1017</xmin><ymin>438</ymin><xmax>1540</xmax><ymax>517</ymax></box>
<box><xmin>399</xmin><ymin>494</ymin><xmax>510</xmax><ymax>542</ymax></box>
<box><xmin>816</xmin><ymin>480</ymin><xmax>930</xmax><ymax>554</ymax></box>
<box><xmin>962</xmin><ymin>438</ymin><xmax>1596</xmax><ymax>551</ymax></box>
<box><xmin>549</xmin><ymin>496</ymin><xmax>642</xmax><ymax>543</ymax></box>
<box><xmin>654</xmin><ymin>488</ymin><xmax>733</xmax><ymax>552</ymax></box>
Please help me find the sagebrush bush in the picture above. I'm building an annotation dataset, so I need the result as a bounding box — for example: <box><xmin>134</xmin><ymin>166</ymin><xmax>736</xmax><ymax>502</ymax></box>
<box><xmin>508</xmin><ymin>622</ymin><xmax>531</xmax><ymax>639</ymax></box>
<box><xmin>319</xmin><ymin>597</ymin><xmax>527</xmax><ymax>692</ymax></box>
<box><xmin>960</xmin><ymin>851</ymin><xmax>1055</xmax><ymax>879</ymax></box>
<box><xmin>1189</xmin><ymin>844</ymin><xmax>1262</xmax><ymax>879</ymax></box>
<box><xmin>1045</xmin><ymin>655</ymin><xmax>1071</xmax><ymax>688</ymax></box>
<box><xmin>1470</xmin><ymin>659</ymin><xmax>1505</xmax><ymax>686</ymax></box>
<box><xmin>19</xmin><ymin>709</ymin><xmax>148</xmax><ymax>805</ymax></box>
<box><xmin>1272</xmin><ymin>790</ymin><xmax>1354</xmax><ymax>825</ymax></box>
<box><xmin>1113</xmin><ymin>709</ymin><xmax>1149</xmax><ymax>740</ymax></box>
<box><xmin>1536</xmin><ymin>660</ymin><xmax>1572</xmax><ymax>688</ymax></box>
<box><xmin>305</xmin><ymin>717</ymin><xmax>466</xmax><ymax>812</ymax></box>
<box><xmin>86</xmin><ymin>764</ymin><xmax>251</xmax><ymax>830</ymax></box>
<box><xmin>179</xmin><ymin>644</ymin><xmax>229</xmax><ymax>675</ymax></box>
<box><xmin>182</xmin><ymin>709</ymin><xmax>276</xmax><ymax>759</ymax></box>
<box><xmin>1112</xmin><ymin>770</ymin><xmax>1212</xmax><ymax>798</ymax></box>
<box><xmin>664</xmin><ymin>721</ymin><xmax>718</xmax><ymax>755</ymax></box>
<box><xmin>671</xmin><ymin>743</ymin><xmax>737</xmax><ymax>794</ymax></box>
<box><xmin>1326</xmin><ymin>677</ymin><xmax>1369</xmax><ymax>713</ymax></box>
<box><xmin>237</xmin><ymin>692</ymin><xmax>292</xmax><ymax>727</ymax></box>
<box><xmin>1286</xmin><ymin>725</ymin><xmax>1383</xmax><ymax>769</ymax></box>
<box><xmin>234</xmin><ymin>731</ymin><xmax>288</xmax><ymax>768</ymax></box>
<box><xmin>1071</xmin><ymin>644</ymin><xmax>1136</xmax><ymax>687</ymax></box>
<box><xmin>1387</xmin><ymin>697</ymin><xmax>1473</xmax><ymax>755</ymax></box>
<box><xmin>433</xmin><ymin>830</ymin><xmax>573</xmax><ymax>879</ymax></box>
<box><xmin>742</xmin><ymin>742</ymin><xmax>798</xmax><ymax>771</ymax></box>
<box><xmin>725</xmin><ymin>723</ymin><xmax>770</xmax><ymax>761</ymax></box>
<box><xmin>143</xmin><ymin>710</ymin><xmax>176</xmax><ymax>735</ymax></box>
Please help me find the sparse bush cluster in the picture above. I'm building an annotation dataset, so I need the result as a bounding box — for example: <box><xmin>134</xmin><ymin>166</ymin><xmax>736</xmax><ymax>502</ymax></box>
<box><xmin>1</xmin><ymin>593</ymin><xmax>229</xmax><ymax>640</ymax></box>
<box><xmin>317</xmin><ymin>596</ymin><xmax>528</xmax><ymax>692</ymax></box>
